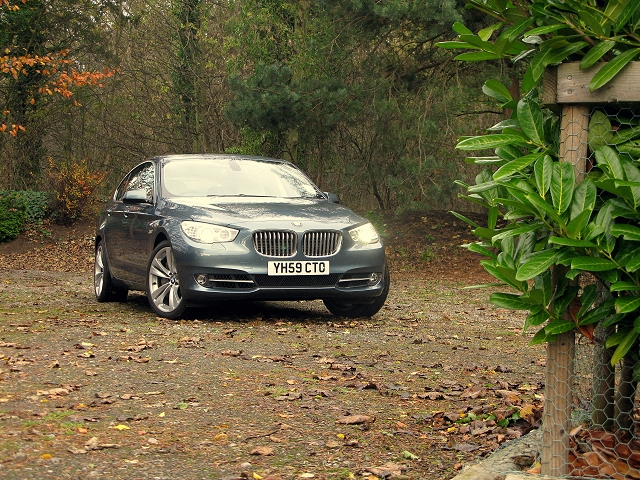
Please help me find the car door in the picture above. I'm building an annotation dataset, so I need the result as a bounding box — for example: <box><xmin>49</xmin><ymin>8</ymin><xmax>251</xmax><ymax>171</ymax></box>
<box><xmin>123</xmin><ymin>162</ymin><xmax>158</xmax><ymax>283</ymax></box>
<box><xmin>104</xmin><ymin>162</ymin><xmax>156</xmax><ymax>288</ymax></box>
<box><xmin>103</xmin><ymin>173</ymin><xmax>133</xmax><ymax>281</ymax></box>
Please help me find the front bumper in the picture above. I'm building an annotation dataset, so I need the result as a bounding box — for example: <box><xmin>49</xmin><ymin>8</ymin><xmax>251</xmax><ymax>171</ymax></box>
<box><xmin>171</xmin><ymin>232</ymin><xmax>387</xmax><ymax>302</ymax></box>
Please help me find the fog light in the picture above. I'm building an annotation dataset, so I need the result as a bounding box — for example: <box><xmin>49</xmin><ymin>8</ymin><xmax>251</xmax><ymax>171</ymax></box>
<box><xmin>368</xmin><ymin>273</ymin><xmax>381</xmax><ymax>285</ymax></box>
<box><xmin>195</xmin><ymin>274</ymin><xmax>208</xmax><ymax>286</ymax></box>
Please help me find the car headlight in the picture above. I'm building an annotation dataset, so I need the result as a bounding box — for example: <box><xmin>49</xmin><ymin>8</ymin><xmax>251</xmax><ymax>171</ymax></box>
<box><xmin>348</xmin><ymin>223</ymin><xmax>379</xmax><ymax>244</ymax></box>
<box><xmin>181</xmin><ymin>221</ymin><xmax>239</xmax><ymax>243</ymax></box>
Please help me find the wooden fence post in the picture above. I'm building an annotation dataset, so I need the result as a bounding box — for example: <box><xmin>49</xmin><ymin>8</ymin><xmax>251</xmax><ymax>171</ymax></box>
<box><xmin>540</xmin><ymin>104</ymin><xmax>589</xmax><ymax>476</ymax></box>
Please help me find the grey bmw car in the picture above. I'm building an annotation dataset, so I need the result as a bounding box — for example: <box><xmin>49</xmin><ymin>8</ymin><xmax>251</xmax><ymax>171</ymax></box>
<box><xmin>94</xmin><ymin>154</ymin><xmax>389</xmax><ymax>319</ymax></box>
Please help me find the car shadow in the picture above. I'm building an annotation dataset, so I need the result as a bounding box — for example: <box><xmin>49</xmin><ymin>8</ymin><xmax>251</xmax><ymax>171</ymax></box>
<box><xmin>126</xmin><ymin>292</ymin><xmax>335</xmax><ymax>323</ymax></box>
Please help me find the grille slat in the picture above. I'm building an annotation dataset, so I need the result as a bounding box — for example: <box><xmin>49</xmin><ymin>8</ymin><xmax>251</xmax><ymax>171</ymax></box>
<box><xmin>302</xmin><ymin>231</ymin><xmax>341</xmax><ymax>257</ymax></box>
<box><xmin>253</xmin><ymin>231</ymin><xmax>297</xmax><ymax>257</ymax></box>
<box><xmin>253</xmin><ymin>230</ymin><xmax>342</xmax><ymax>258</ymax></box>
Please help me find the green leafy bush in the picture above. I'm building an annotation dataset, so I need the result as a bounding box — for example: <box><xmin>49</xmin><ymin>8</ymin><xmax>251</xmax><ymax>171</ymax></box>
<box><xmin>0</xmin><ymin>191</ymin><xmax>27</xmax><ymax>243</ymax></box>
<box><xmin>11</xmin><ymin>190</ymin><xmax>49</xmax><ymax>223</ymax></box>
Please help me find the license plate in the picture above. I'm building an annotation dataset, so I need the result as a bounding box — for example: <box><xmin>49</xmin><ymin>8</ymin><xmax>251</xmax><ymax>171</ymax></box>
<box><xmin>268</xmin><ymin>261</ymin><xmax>330</xmax><ymax>276</ymax></box>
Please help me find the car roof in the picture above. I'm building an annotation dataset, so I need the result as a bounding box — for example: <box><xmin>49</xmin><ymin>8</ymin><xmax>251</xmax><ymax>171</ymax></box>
<box><xmin>155</xmin><ymin>154</ymin><xmax>289</xmax><ymax>165</ymax></box>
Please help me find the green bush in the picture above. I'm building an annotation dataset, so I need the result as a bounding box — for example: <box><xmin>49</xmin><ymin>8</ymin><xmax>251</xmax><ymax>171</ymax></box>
<box><xmin>11</xmin><ymin>190</ymin><xmax>49</xmax><ymax>223</ymax></box>
<box><xmin>0</xmin><ymin>192</ymin><xmax>27</xmax><ymax>243</ymax></box>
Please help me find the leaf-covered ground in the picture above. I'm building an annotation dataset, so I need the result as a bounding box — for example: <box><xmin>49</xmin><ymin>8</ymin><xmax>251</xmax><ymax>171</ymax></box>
<box><xmin>0</xmin><ymin>212</ymin><xmax>546</xmax><ymax>479</ymax></box>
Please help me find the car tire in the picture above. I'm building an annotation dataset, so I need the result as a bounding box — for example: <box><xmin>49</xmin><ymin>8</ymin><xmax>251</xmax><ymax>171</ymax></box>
<box><xmin>94</xmin><ymin>241</ymin><xmax>128</xmax><ymax>302</ymax></box>
<box><xmin>146</xmin><ymin>240</ymin><xmax>186</xmax><ymax>319</ymax></box>
<box><xmin>323</xmin><ymin>266</ymin><xmax>390</xmax><ymax>318</ymax></box>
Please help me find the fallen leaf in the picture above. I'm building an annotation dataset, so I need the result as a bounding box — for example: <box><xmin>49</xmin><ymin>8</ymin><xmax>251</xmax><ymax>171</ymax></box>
<box><xmin>111</xmin><ymin>424</ymin><xmax>130</xmax><ymax>431</ymax></box>
<box><xmin>365</xmin><ymin>462</ymin><xmax>405</xmax><ymax>476</ymax></box>
<box><xmin>401</xmin><ymin>450</ymin><xmax>419</xmax><ymax>460</ymax></box>
<box><xmin>250</xmin><ymin>446</ymin><xmax>274</xmax><ymax>456</ymax></box>
<box><xmin>335</xmin><ymin>415</ymin><xmax>374</xmax><ymax>425</ymax></box>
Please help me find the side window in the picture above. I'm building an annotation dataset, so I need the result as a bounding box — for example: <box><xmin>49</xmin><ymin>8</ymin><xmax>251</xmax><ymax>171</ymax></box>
<box><xmin>114</xmin><ymin>175</ymin><xmax>131</xmax><ymax>202</ymax></box>
<box><xmin>116</xmin><ymin>163</ymin><xmax>155</xmax><ymax>202</ymax></box>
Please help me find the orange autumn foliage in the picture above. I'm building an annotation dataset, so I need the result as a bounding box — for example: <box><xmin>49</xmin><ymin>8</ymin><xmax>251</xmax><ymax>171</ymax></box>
<box><xmin>1</xmin><ymin>36</ymin><xmax>116</xmax><ymax>134</ymax></box>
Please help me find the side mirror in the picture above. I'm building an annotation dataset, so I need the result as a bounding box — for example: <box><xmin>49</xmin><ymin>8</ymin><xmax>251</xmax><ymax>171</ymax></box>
<box><xmin>325</xmin><ymin>192</ymin><xmax>340</xmax><ymax>204</ymax></box>
<box><xmin>123</xmin><ymin>188</ymin><xmax>151</xmax><ymax>204</ymax></box>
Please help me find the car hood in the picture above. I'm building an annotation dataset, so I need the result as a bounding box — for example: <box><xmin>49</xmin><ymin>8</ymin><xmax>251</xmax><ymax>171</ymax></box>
<box><xmin>162</xmin><ymin>197</ymin><xmax>365</xmax><ymax>229</ymax></box>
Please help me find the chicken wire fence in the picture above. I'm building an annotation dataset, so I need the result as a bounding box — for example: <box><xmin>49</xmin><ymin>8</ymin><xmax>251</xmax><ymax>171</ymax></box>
<box><xmin>547</xmin><ymin>106</ymin><xmax>640</xmax><ymax>480</ymax></box>
<box><xmin>458</xmin><ymin>106</ymin><xmax>640</xmax><ymax>480</ymax></box>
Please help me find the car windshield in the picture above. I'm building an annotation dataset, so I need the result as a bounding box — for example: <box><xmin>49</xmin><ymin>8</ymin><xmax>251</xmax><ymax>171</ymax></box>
<box><xmin>161</xmin><ymin>158</ymin><xmax>323</xmax><ymax>199</ymax></box>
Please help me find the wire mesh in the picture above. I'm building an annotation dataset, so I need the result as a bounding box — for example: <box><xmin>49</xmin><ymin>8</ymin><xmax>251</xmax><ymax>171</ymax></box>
<box><xmin>455</xmin><ymin>107</ymin><xmax>640</xmax><ymax>480</ymax></box>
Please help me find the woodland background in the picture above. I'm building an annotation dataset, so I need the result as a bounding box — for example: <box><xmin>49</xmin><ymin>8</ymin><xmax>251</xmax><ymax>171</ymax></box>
<box><xmin>0</xmin><ymin>0</ymin><xmax>506</xmax><ymax>215</ymax></box>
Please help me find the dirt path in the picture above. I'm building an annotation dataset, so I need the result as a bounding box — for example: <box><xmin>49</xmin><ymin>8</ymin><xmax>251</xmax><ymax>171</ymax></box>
<box><xmin>0</xmin><ymin>266</ymin><xmax>545</xmax><ymax>480</ymax></box>
<box><xmin>0</xmin><ymin>212</ymin><xmax>547</xmax><ymax>479</ymax></box>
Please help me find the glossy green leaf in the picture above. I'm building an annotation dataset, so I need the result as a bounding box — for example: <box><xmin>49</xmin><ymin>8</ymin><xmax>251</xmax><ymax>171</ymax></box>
<box><xmin>493</xmin><ymin>153</ymin><xmax>543</xmax><ymax>180</ymax></box>
<box><xmin>566</xmin><ymin>210</ymin><xmax>591</xmax><ymax>239</ymax></box>
<box><xmin>488</xmin><ymin>205</ymin><xmax>499</xmax><ymax>230</ymax></box>
<box><xmin>610</xmin><ymin>224</ymin><xmax>640</xmax><ymax>240</ymax></box>
<box><xmin>516</xmin><ymin>249</ymin><xmax>559</xmax><ymax>281</ymax></box>
<box><xmin>482</xmin><ymin>261</ymin><xmax>525</xmax><ymax>290</ymax></box>
<box><xmin>580</xmin><ymin>40</ymin><xmax>616</xmax><ymax>69</ymax></box>
<box><xmin>514</xmin><ymin>230</ymin><xmax>537</xmax><ymax>262</ymax></box>
<box><xmin>488</xmin><ymin>119</ymin><xmax>520</xmax><ymax>132</ymax></box>
<box><xmin>611</xmin><ymin>329</ymin><xmax>639</xmax><ymax>365</ymax></box>
<box><xmin>606</xmin><ymin>329</ymin><xmax>630</xmax><ymax>348</ymax></box>
<box><xmin>545</xmin><ymin>319</ymin><xmax>577</xmax><ymax>335</ymax></box>
<box><xmin>517</xmin><ymin>98</ymin><xmax>545</xmax><ymax>145</ymax></box>
<box><xmin>534</xmin><ymin>155</ymin><xmax>553</xmax><ymax>197</ymax></box>
<box><xmin>546</xmin><ymin>42</ymin><xmax>589</xmax><ymax>65</ymax></box>
<box><xmin>614</xmin><ymin>0</ymin><xmax>640</xmax><ymax>33</ymax></box>
<box><xmin>610</xmin><ymin>281</ymin><xmax>640</xmax><ymax>292</ymax></box>
<box><xmin>525</xmin><ymin>191</ymin><xmax>565</xmax><ymax>226</ymax></box>
<box><xmin>595</xmin><ymin>146</ymin><xmax>625</xmax><ymax>179</ymax></box>
<box><xmin>576</xmin><ymin>284</ymin><xmax>598</xmax><ymax>319</ymax></box>
<box><xmin>602</xmin><ymin>313</ymin><xmax>627</xmax><ymax>328</ymax></box>
<box><xmin>604</xmin><ymin>0</ymin><xmax>634</xmax><ymax>26</ymax></box>
<box><xmin>622</xmin><ymin>161</ymin><xmax>640</xmax><ymax>208</ymax></box>
<box><xmin>450</xmin><ymin>211</ymin><xmax>480</xmax><ymax>229</ymax></box>
<box><xmin>534</xmin><ymin>269</ymin><xmax>553</xmax><ymax>306</ymax></box>
<box><xmin>524</xmin><ymin>308</ymin><xmax>550</xmax><ymax>331</ymax></box>
<box><xmin>466</xmin><ymin>242</ymin><xmax>498</xmax><ymax>259</ymax></box>
<box><xmin>610</xmin><ymin>124</ymin><xmax>640</xmax><ymax>145</ymax></box>
<box><xmin>548</xmin><ymin>236</ymin><xmax>598</xmax><ymax>248</ymax></box>
<box><xmin>478</xmin><ymin>23</ymin><xmax>502</xmax><ymax>41</ymax></box>
<box><xmin>500</xmin><ymin>17</ymin><xmax>535</xmax><ymax>43</ymax></box>
<box><xmin>457</xmin><ymin>134</ymin><xmax>527</xmax><ymax>150</ymax></box>
<box><xmin>482</xmin><ymin>79</ymin><xmax>513</xmax><ymax>104</ymax></box>
<box><xmin>436</xmin><ymin>41</ymin><xmax>476</xmax><ymax>50</ymax></box>
<box><xmin>490</xmin><ymin>292</ymin><xmax>533</xmax><ymax>310</ymax></box>
<box><xmin>524</xmin><ymin>24</ymin><xmax>566</xmax><ymax>37</ymax></box>
<box><xmin>578</xmin><ymin>8</ymin><xmax>605</xmax><ymax>36</ymax></box>
<box><xmin>590</xmin><ymin>48</ymin><xmax>640</xmax><ymax>91</ymax></box>
<box><xmin>626</xmin><ymin>255</ymin><xmax>640</xmax><ymax>273</ymax></box>
<box><xmin>579</xmin><ymin>299</ymin><xmax>616</xmax><ymax>326</ymax></box>
<box><xmin>553</xmin><ymin>284</ymin><xmax>579</xmax><ymax>317</ymax></box>
<box><xmin>588</xmin><ymin>110</ymin><xmax>614</xmax><ymax>152</ymax></box>
<box><xmin>491</xmin><ymin>223</ymin><xmax>540</xmax><ymax>242</ymax></box>
<box><xmin>570</xmin><ymin>179</ymin><xmax>596</xmax><ymax>221</ymax></box>
<box><xmin>496</xmin><ymin>145</ymin><xmax>524</xmax><ymax>161</ymax></box>
<box><xmin>528</xmin><ymin>49</ymin><xmax>551</xmax><ymax>87</ymax></box>
<box><xmin>452</xmin><ymin>21</ymin><xmax>474</xmax><ymax>35</ymax></box>
<box><xmin>571</xmin><ymin>256</ymin><xmax>617</xmax><ymax>271</ymax></box>
<box><xmin>550</xmin><ymin>162</ymin><xmax>575</xmax><ymax>214</ymax></box>
<box><xmin>615</xmin><ymin>296</ymin><xmax>640</xmax><ymax>314</ymax></box>
<box><xmin>529</xmin><ymin>327</ymin><xmax>552</xmax><ymax>345</ymax></box>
